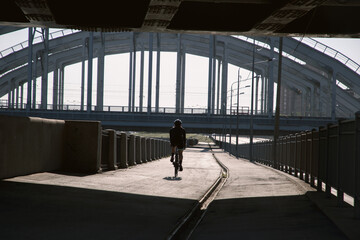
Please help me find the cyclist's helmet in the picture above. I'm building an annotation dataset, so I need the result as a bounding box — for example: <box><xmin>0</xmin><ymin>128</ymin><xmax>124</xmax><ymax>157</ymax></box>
<box><xmin>174</xmin><ymin>119</ymin><xmax>182</xmax><ymax>127</ymax></box>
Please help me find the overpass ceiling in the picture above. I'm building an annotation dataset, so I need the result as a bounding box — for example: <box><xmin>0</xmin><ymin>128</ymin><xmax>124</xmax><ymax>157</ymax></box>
<box><xmin>1</xmin><ymin>0</ymin><xmax>360</xmax><ymax>37</ymax></box>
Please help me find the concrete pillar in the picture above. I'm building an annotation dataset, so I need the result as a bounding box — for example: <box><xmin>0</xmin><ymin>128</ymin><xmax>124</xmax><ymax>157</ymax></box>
<box><xmin>146</xmin><ymin>138</ymin><xmax>152</xmax><ymax>161</ymax></box>
<box><xmin>151</xmin><ymin>138</ymin><xmax>155</xmax><ymax>160</ymax></box>
<box><xmin>128</xmin><ymin>134</ymin><xmax>136</xmax><ymax>166</ymax></box>
<box><xmin>40</xmin><ymin>28</ymin><xmax>49</xmax><ymax>110</ymax></box>
<box><xmin>20</xmin><ymin>84</ymin><xmax>24</xmax><ymax>109</ymax></box>
<box><xmin>147</xmin><ymin>32</ymin><xmax>153</xmax><ymax>114</ymax></box>
<box><xmin>135</xmin><ymin>136</ymin><xmax>142</xmax><ymax>164</ymax></box>
<box><xmin>216</xmin><ymin>60</ymin><xmax>221</xmax><ymax>114</ymax></box>
<box><xmin>87</xmin><ymin>32</ymin><xmax>94</xmax><ymax>113</ymax></box>
<box><xmin>141</xmin><ymin>137</ymin><xmax>147</xmax><ymax>163</ymax></box>
<box><xmin>119</xmin><ymin>132</ymin><xmax>128</xmax><ymax>168</ymax></box>
<box><xmin>97</xmin><ymin>32</ymin><xmax>105</xmax><ymax>111</ymax></box>
<box><xmin>108</xmin><ymin>130</ymin><xmax>117</xmax><ymax>170</ymax></box>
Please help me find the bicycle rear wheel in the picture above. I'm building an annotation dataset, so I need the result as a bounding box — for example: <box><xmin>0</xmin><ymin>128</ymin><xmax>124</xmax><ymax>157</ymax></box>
<box><xmin>174</xmin><ymin>154</ymin><xmax>179</xmax><ymax>177</ymax></box>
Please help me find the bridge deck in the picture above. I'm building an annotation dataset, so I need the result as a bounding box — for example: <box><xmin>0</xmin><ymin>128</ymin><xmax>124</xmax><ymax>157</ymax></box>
<box><xmin>0</xmin><ymin>143</ymin><xmax>358</xmax><ymax>239</ymax></box>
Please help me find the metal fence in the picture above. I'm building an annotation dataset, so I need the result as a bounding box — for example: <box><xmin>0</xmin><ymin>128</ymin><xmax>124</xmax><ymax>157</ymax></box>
<box><xmin>213</xmin><ymin>111</ymin><xmax>360</xmax><ymax>218</ymax></box>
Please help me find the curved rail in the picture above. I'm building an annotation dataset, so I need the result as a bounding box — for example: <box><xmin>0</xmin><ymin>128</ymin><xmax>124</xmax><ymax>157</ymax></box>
<box><xmin>166</xmin><ymin>143</ymin><xmax>229</xmax><ymax>239</ymax></box>
<box><xmin>298</xmin><ymin>38</ymin><xmax>360</xmax><ymax>75</ymax></box>
<box><xmin>0</xmin><ymin>28</ymin><xmax>79</xmax><ymax>59</ymax></box>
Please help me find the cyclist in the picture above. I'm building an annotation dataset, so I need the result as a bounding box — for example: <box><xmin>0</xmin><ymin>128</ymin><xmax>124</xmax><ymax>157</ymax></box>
<box><xmin>170</xmin><ymin>119</ymin><xmax>186</xmax><ymax>171</ymax></box>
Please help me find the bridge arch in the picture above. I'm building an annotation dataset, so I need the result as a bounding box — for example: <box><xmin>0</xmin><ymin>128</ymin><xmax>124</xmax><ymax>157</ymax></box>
<box><xmin>1</xmin><ymin>29</ymin><xmax>359</xmax><ymax>118</ymax></box>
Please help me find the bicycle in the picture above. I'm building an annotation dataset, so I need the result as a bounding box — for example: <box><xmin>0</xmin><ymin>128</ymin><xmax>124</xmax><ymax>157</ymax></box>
<box><xmin>173</xmin><ymin>147</ymin><xmax>180</xmax><ymax>178</ymax></box>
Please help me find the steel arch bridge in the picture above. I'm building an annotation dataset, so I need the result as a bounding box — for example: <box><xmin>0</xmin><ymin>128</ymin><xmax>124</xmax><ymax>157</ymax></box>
<box><xmin>0</xmin><ymin>27</ymin><xmax>360</xmax><ymax>132</ymax></box>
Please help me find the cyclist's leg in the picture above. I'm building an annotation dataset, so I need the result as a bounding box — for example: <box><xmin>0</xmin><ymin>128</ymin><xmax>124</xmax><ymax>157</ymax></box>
<box><xmin>170</xmin><ymin>145</ymin><xmax>176</xmax><ymax>162</ymax></box>
<box><xmin>178</xmin><ymin>149</ymin><xmax>183</xmax><ymax>171</ymax></box>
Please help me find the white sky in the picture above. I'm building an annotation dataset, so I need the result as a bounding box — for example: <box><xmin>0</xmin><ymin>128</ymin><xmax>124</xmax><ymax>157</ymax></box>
<box><xmin>1</xmin><ymin>28</ymin><xmax>360</xmax><ymax>110</ymax></box>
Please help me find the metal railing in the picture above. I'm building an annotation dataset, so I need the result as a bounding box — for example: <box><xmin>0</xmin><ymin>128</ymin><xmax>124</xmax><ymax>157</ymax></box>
<box><xmin>296</xmin><ymin>38</ymin><xmax>360</xmax><ymax>75</ymax></box>
<box><xmin>0</xmin><ymin>28</ymin><xmax>80</xmax><ymax>59</ymax></box>
<box><xmin>213</xmin><ymin>111</ymin><xmax>360</xmax><ymax>218</ymax></box>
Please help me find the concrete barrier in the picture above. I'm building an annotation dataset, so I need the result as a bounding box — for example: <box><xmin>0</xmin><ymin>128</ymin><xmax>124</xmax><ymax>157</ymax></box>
<box><xmin>135</xmin><ymin>136</ymin><xmax>142</xmax><ymax>164</ymax></box>
<box><xmin>128</xmin><ymin>134</ymin><xmax>136</xmax><ymax>166</ymax></box>
<box><xmin>146</xmin><ymin>138</ymin><xmax>152</xmax><ymax>162</ymax></box>
<box><xmin>64</xmin><ymin>120</ymin><xmax>102</xmax><ymax>173</ymax></box>
<box><xmin>119</xmin><ymin>132</ymin><xmax>128</xmax><ymax>168</ymax></box>
<box><xmin>141</xmin><ymin>137</ymin><xmax>147</xmax><ymax>163</ymax></box>
<box><xmin>0</xmin><ymin>115</ymin><xmax>65</xmax><ymax>179</ymax></box>
<box><xmin>108</xmin><ymin>130</ymin><xmax>117</xmax><ymax>170</ymax></box>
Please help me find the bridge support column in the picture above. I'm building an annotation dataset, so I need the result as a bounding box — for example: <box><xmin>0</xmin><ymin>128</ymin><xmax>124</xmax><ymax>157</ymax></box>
<box><xmin>20</xmin><ymin>84</ymin><xmax>24</xmax><ymax>109</ymax></box>
<box><xmin>40</xmin><ymin>28</ymin><xmax>49</xmax><ymax>110</ymax></box>
<box><xmin>267</xmin><ymin>38</ymin><xmax>275</xmax><ymax>118</ymax></box>
<box><xmin>26</xmin><ymin>27</ymin><xmax>35</xmax><ymax>111</ymax></box>
<box><xmin>32</xmin><ymin>52</ymin><xmax>37</xmax><ymax>109</ymax></box>
<box><xmin>97</xmin><ymin>32</ymin><xmax>105</xmax><ymax>111</ymax></box>
<box><xmin>87</xmin><ymin>32</ymin><xmax>94</xmax><ymax>112</ymax></box>
<box><xmin>81</xmin><ymin>38</ymin><xmax>86</xmax><ymax>111</ymax></box>
<box><xmin>132</xmin><ymin>35</ymin><xmax>137</xmax><ymax>112</ymax></box>
<box><xmin>155</xmin><ymin>33</ymin><xmax>161</xmax><ymax>112</ymax></box>
<box><xmin>221</xmin><ymin>44</ymin><xmax>228</xmax><ymax>115</ymax></box>
<box><xmin>148</xmin><ymin>32</ymin><xmax>153</xmax><ymax>113</ymax></box>
<box><xmin>207</xmin><ymin>35</ymin><xmax>215</xmax><ymax>115</ymax></box>
<box><xmin>59</xmin><ymin>66</ymin><xmax>65</xmax><ymax>110</ymax></box>
<box><xmin>53</xmin><ymin>67</ymin><xmax>58</xmax><ymax>110</ymax></box>
<box><xmin>128</xmin><ymin>33</ymin><xmax>134</xmax><ymax>112</ymax></box>
<box><xmin>331</xmin><ymin>69</ymin><xmax>337</xmax><ymax>120</ymax></box>
<box><xmin>139</xmin><ymin>42</ymin><xmax>144</xmax><ymax>112</ymax></box>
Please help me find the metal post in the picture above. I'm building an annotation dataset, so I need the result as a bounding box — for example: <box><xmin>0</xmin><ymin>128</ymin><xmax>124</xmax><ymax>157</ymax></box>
<box><xmin>236</xmin><ymin>69</ymin><xmax>240</xmax><ymax>158</ymax></box>
<box><xmin>211</xmin><ymin>37</ymin><xmax>216</xmax><ymax>114</ymax></box>
<box><xmin>273</xmin><ymin>37</ymin><xmax>283</xmax><ymax>169</ymax></box>
<box><xmin>32</xmin><ymin>52</ymin><xmax>37</xmax><ymax>109</ymax></box>
<box><xmin>87</xmin><ymin>32</ymin><xmax>94</xmax><ymax>113</ymax></box>
<box><xmin>216</xmin><ymin>60</ymin><xmax>221</xmax><ymax>114</ymax></box>
<box><xmin>26</xmin><ymin>27</ymin><xmax>35</xmax><ymax>111</ymax></box>
<box><xmin>147</xmin><ymin>32</ymin><xmax>153</xmax><ymax>114</ymax></box>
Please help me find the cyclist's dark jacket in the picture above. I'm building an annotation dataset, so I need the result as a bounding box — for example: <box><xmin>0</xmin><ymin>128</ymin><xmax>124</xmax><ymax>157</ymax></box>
<box><xmin>170</xmin><ymin>126</ymin><xmax>186</xmax><ymax>149</ymax></box>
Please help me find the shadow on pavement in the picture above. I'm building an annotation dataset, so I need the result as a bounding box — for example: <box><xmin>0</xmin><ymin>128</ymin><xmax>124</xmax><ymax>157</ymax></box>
<box><xmin>0</xmin><ymin>180</ymin><xmax>194</xmax><ymax>240</ymax></box>
<box><xmin>163</xmin><ymin>176</ymin><xmax>182</xmax><ymax>181</ymax></box>
<box><xmin>191</xmin><ymin>194</ymin><xmax>348</xmax><ymax>240</ymax></box>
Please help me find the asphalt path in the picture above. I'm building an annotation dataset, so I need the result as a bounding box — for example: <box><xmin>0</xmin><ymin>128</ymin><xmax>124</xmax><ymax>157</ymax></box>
<box><xmin>0</xmin><ymin>143</ymin><xmax>221</xmax><ymax>240</ymax></box>
<box><xmin>191</xmin><ymin>147</ymin><xmax>348</xmax><ymax>240</ymax></box>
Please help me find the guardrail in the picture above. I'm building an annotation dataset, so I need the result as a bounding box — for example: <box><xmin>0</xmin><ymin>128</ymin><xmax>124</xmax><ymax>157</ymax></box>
<box><xmin>212</xmin><ymin>111</ymin><xmax>360</xmax><ymax>218</ymax></box>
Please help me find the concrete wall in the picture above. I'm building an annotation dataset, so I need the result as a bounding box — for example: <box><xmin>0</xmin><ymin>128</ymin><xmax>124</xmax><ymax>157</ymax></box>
<box><xmin>1</xmin><ymin>115</ymin><xmax>172</xmax><ymax>179</ymax></box>
<box><xmin>0</xmin><ymin>115</ymin><xmax>65</xmax><ymax>179</ymax></box>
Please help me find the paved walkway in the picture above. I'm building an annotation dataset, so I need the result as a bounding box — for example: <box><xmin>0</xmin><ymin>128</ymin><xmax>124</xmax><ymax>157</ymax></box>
<box><xmin>191</xmin><ymin>146</ymin><xmax>349</xmax><ymax>240</ymax></box>
<box><xmin>0</xmin><ymin>143</ymin><xmax>221</xmax><ymax>240</ymax></box>
<box><xmin>1</xmin><ymin>143</ymin><xmax>359</xmax><ymax>239</ymax></box>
